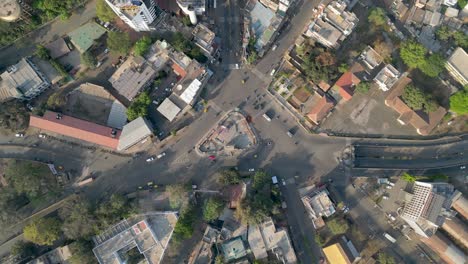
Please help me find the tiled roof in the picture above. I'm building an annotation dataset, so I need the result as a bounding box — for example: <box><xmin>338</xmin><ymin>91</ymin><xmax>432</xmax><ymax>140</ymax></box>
<box><xmin>29</xmin><ymin>111</ymin><xmax>120</xmax><ymax>149</ymax></box>
<box><xmin>307</xmin><ymin>95</ymin><xmax>335</xmax><ymax>124</ymax></box>
<box><xmin>334</xmin><ymin>72</ymin><xmax>360</xmax><ymax>101</ymax></box>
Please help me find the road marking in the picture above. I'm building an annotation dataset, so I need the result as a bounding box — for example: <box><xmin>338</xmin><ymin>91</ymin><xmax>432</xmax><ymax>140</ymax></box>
<box><xmin>214</xmin><ymin>0</ymin><xmax>216</xmax><ymax>8</ymax></box>
<box><xmin>251</xmin><ymin>67</ymin><xmax>270</xmax><ymax>83</ymax></box>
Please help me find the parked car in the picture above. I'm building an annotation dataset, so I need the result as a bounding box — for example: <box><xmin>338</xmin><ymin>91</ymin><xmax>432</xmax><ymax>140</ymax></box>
<box><xmin>38</xmin><ymin>134</ymin><xmax>47</xmax><ymax>138</ymax></box>
<box><xmin>271</xmin><ymin>44</ymin><xmax>278</xmax><ymax>51</ymax></box>
<box><xmin>157</xmin><ymin>152</ymin><xmax>166</xmax><ymax>159</ymax></box>
<box><xmin>270</xmin><ymin>69</ymin><xmax>276</xmax><ymax>76</ymax></box>
<box><xmin>15</xmin><ymin>133</ymin><xmax>24</xmax><ymax>137</ymax></box>
<box><xmin>104</xmin><ymin>48</ymin><xmax>109</xmax><ymax>54</ymax></box>
<box><xmin>248</xmin><ymin>168</ymin><xmax>255</xmax><ymax>172</ymax></box>
<box><xmin>146</xmin><ymin>157</ymin><xmax>155</xmax><ymax>162</ymax></box>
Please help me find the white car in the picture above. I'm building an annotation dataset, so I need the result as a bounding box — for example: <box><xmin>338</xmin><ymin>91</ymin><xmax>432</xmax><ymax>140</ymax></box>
<box><xmin>248</xmin><ymin>168</ymin><xmax>255</xmax><ymax>172</ymax></box>
<box><xmin>282</xmin><ymin>178</ymin><xmax>286</xmax><ymax>186</ymax></box>
<box><xmin>38</xmin><ymin>134</ymin><xmax>47</xmax><ymax>138</ymax></box>
<box><xmin>104</xmin><ymin>48</ymin><xmax>109</xmax><ymax>54</ymax></box>
<box><xmin>461</xmin><ymin>166</ymin><xmax>466</xmax><ymax>170</ymax></box>
<box><xmin>15</xmin><ymin>133</ymin><xmax>25</xmax><ymax>137</ymax></box>
<box><xmin>157</xmin><ymin>152</ymin><xmax>166</xmax><ymax>159</ymax></box>
<box><xmin>146</xmin><ymin>157</ymin><xmax>155</xmax><ymax>162</ymax></box>
<box><xmin>270</xmin><ymin>69</ymin><xmax>276</xmax><ymax>76</ymax></box>
<box><xmin>271</xmin><ymin>44</ymin><xmax>278</xmax><ymax>51</ymax></box>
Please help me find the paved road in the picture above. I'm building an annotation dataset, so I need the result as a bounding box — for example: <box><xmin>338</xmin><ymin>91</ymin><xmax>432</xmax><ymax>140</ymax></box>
<box><xmin>0</xmin><ymin>0</ymin><xmax>97</xmax><ymax>69</ymax></box>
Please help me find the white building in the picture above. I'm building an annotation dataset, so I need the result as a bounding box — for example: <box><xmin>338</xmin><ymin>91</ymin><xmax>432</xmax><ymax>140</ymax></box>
<box><xmin>374</xmin><ymin>64</ymin><xmax>400</xmax><ymax>91</ymax></box>
<box><xmin>105</xmin><ymin>0</ymin><xmax>158</xmax><ymax>31</ymax></box>
<box><xmin>177</xmin><ymin>0</ymin><xmax>205</xmax><ymax>24</ymax></box>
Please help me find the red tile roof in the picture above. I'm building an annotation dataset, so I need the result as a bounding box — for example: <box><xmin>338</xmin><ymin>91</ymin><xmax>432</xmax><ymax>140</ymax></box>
<box><xmin>307</xmin><ymin>95</ymin><xmax>335</xmax><ymax>124</ymax></box>
<box><xmin>334</xmin><ymin>72</ymin><xmax>361</xmax><ymax>101</ymax></box>
<box><xmin>172</xmin><ymin>63</ymin><xmax>187</xmax><ymax>78</ymax></box>
<box><xmin>29</xmin><ymin>111</ymin><xmax>120</xmax><ymax>149</ymax></box>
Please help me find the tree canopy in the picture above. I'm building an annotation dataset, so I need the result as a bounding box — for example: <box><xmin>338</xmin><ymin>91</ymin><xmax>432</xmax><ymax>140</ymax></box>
<box><xmin>95</xmin><ymin>194</ymin><xmax>135</xmax><ymax>229</ymax></box>
<box><xmin>402</xmin><ymin>85</ymin><xmax>438</xmax><ymax>113</ymax></box>
<box><xmin>449</xmin><ymin>89</ymin><xmax>468</xmax><ymax>115</ymax></box>
<box><xmin>173</xmin><ymin>206</ymin><xmax>195</xmax><ymax>240</ymax></box>
<box><xmin>327</xmin><ymin>218</ymin><xmax>349</xmax><ymax>235</ymax></box>
<box><xmin>134</xmin><ymin>36</ymin><xmax>152</xmax><ymax>56</ymax></box>
<box><xmin>399</xmin><ymin>41</ymin><xmax>427</xmax><ymax>69</ymax></box>
<box><xmin>24</xmin><ymin>217</ymin><xmax>62</xmax><ymax>245</ymax></box>
<box><xmin>402</xmin><ymin>172</ymin><xmax>416</xmax><ymax>183</ymax></box>
<box><xmin>35</xmin><ymin>45</ymin><xmax>51</xmax><ymax>60</ymax></box>
<box><xmin>217</xmin><ymin>169</ymin><xmax>241</xmax><ymax>185</ymax></box>
<box><xmin>81</xmin><ymin>51</ymin><xmax>97</xmax><ymax>68</ymax></box>
<box><xmin>418</xmin><ymin>53</ymin><xmax>445</xmax><ymax>78</ymax></box>
<box><xmin>203</xmin><ymin>197</ymin><xmax>224</xmax><ymax>221</ymax></box>
<box><xmin>368</xmin><ymin>7</ymin><xmax>387</xmax><ymax>27</ymax></box>
<box><xmin>69</xmin><ymin>240</ymin><xmax>97</xmax><ymax>264</ymax></box>
<box><xmin>59</xmin><ymin>196</ymin><xmax>97</xmax><ymax>239</ymax></box>
<box><xmin>169</xmin><ymin>32</ymin><xmax>207</xmax><ymax>63</ymax></box>
<box><xmin>166</xmin><ymin>184</ymin><xmax>189</xmax><ymax>209</ymax></box>
<box><xmin>377</xmin><ymin>252</ymin><xmax>396</xmax><ymax>264</ymax></box>
<box><xmin>4</xmin><ymin>160</ymin><xmax>56</xmax><ymax>199</ymax></box>
<box><xmin>356</xmin><ymin>82</ymin><xmax>370</xmax><ymax>94</ymax></box>
<box><xmin>11</xmin><ymin>241</ymin><xmax>37</xmax><ymax>259</ymax></box>
<box><xmin>252</xmin><ymin>171</ymin><xmax>270</xmax><ymax>191</ymax></box>
<box><xmin>0</xmin><ymin>101</ymin><xmax>30</xmax><ymax>131</ymax></box>
<box><xmin>96</xmin><ymin>0</ymin><xmax>116</xmax><ymax>22</ymax></box>
<box><xmin>126</xmin><ymin>92</ymin><xmax>151</xmax><ymax>121</ymax></box>
<box><xmin>33</xmin><ymin>0</ymin><xmax>82</xmax><ymax>20</ymax></box>
<box><xmin>107</xmin><ymin>32</ymin><xmax>131</xmax><ymax>54</ymax></box>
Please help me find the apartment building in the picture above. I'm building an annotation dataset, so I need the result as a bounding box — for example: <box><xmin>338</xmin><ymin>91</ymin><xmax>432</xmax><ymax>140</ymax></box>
<box><xmin>105</xmin><ymin>0</ymin><xmax>158</xmax><ymax>31</ymax></box>
<box><xmin>446</xmin><ymin>47</ymin><xmax>468</xmax><ymax>85</ymax></box>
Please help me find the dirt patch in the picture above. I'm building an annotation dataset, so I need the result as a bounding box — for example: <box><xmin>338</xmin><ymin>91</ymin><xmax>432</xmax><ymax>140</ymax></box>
<box><xmin>293</xmin><ymin>87</ymin><xmax>312</xmax><ymax>103</ymax></box>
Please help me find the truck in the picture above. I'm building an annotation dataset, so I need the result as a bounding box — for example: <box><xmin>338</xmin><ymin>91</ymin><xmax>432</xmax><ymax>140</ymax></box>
<box><xmin>383</xmin><ymin>233</ymin><xmax>396</xmax><ymax>243</ymax></box>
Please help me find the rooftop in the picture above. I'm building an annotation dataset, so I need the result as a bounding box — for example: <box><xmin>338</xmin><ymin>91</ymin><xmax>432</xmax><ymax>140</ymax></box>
<box><xmin>29</xmin><ymin>111</ymin><xmax>121</xmax><ymax>149</ymax></box>
<box><xmin>45</xmin><ymin>38</ymin><xmax>71</xmax><ymax>59</ymax></box>
<box><xmin>306</xmin><ymin>94</ymin><xmax>335</xmax><ymax>125</ymax></box>
<box><xmin>374</xmin><ymin>64</ymin><xmax>400</xmax><ymax>91</ymax></box>
<box><xmin>117</xmin><ymin>117</ymin><xmax>153</xmax><ymax>150</ymax></box>
<box><xmin>0</xmin><ymin>0</ymin><xmax>21</xmax><ymax>22</ymax></box>
<box><xmin>332</xmin><ymin>71</ymin><xmax>360</xmax><ymax>101</ymax></box>
<box><xmin>323</xmin><ymin>1</ymin><xmax>358</xmax><ymax>35</ymax></box>
<box><xmin>109</xmin><ymin>56</ymin><xmax>157</xmax><ymax>101</ymax></box>
<box><xmin>323</xmin><ymin>243</ymin><xmax>351</xmax><ymax>264</ymax></box>
<box><xmin>421</xmin><ymin>232</ymin><xmax>466</xmax><ymax>264</ymax></box>
<box><xmin>221</xmin><ymin>237</ymin><xmax>247</xmax><ymax>262</ymax></box>
<box><xmin>192</xmin><ymin>23</ymin><xmax>215</xmax><ymax>47</ymax></box>
<box><xmin>447</xmin><ymin>48</ymin><xmax>468</xmax><ymax>81</ymax></box>
<box><xmin>68</xmin><ymin>22</ymin><xmax>106</xmax><ymax>53</ymax></box>
<box><xmin>360</xmin><ymin>46</ymin><xmax>383</xmax><ymax>71</ymax></box>
<box><xmin>157</xmin><ymin>98</ymin><xmax>181</xmax><ymax>122</ymax></box>
<box><xmin>302</xmin><ymin>189</ymin><xmax>336</xmax><ymax>220</ymax></box>
<box><xmin>306</xmin><ymin>19</ymin><xmax>343</xmax><ymax>48</ymax></box>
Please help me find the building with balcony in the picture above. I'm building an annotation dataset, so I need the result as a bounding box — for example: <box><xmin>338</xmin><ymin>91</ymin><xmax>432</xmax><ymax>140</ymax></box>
<box><xmin>105</xmin><ymin>0</ymin><xmax>159</xmax><ymax>31</ymax></box>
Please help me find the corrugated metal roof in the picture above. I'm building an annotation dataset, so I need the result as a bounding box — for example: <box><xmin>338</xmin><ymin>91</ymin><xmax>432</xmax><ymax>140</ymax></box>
<box><xmin>29</xmin><ymin>111</ymin><xmax>120</xmax><ymax>149</ymax></box>
<box><xmin>107</xmin><ymin>101</ymin><xmax>128</xmax><ymax>129</ymax></box>
<box><xmin>117</xmin><ymin>117</ymin><xmax>152</xmax><ymax>150</ymax></box>
<box><xmin>180</xmin><ymin>79</ymin><xmax>201</xmax><ymax>105</ymax></box>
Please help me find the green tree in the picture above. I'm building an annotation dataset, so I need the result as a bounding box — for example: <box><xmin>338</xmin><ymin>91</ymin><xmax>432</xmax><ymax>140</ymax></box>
<box><xmin>203</xmin><ymin>197</ymin><xmax>224</xmax><ymax>221</ymax></box>
<box><xmin>252</xmin><ymin>171</ymin><xmax>269</xmax><ymax>191</ymax></box>
<box><xmin>436</xmin><ymin>26</ymin><xmax>452</xmax><ymax>41</ymax></box>
<box><xmin>181</xmin><ymin>16</ymin><xmax>191</xmax><ymax>26</ymax></box>
<box><xmin>314</xmin><ymin>234</ymin><xmax>325</xmax><ymax>247</ymax></box>
<box><xmin>166</xmin><ymin>184</ymin><xmax>189</xmax><ymax>209</ymax></box>
<box><xmin>338</xmin><ymin>63</ymin><xmax>349</xmax><ymax>73</ymax></box>
<box><xmin>24</xmin><ymin>217</ymin><xmax>62</xmax><ymax>245</ymax></box>
<box><xmin>217</xmin><ymin>169</ymin><xmax>241</xmax><ymax>185</ymax></box>
<box><xmin>33</xmin><ymin>0</ymin><xmax>79</xmax><ymax>21</ymax></box>
<box><xmin>377</xmin><ymin>252</ymin><xmax>396</xmax><ymax>264</ymax></box>
<box><xmin>402</xmin><ymin>85</ymin><xmax>426</xmax><ymax>110</ymax></box>
<box><xmin>459</xmin><ymin>0</ymin><xmax>468</xmax><ymax>9</ymax></box>
<box><xmin>402</xmin><ymin>172</ymin><xmax>416</xmax><ymax>183</ymax></box>
<box><xmin>419</xmin><ymin>53</ymin><xmax>445</xmax><ymax>78</ymax></box>
<box><xmin>107</xmin><ymin>31</ymin><xmax>131</xmax><ymax>54</ymax></box>
<box><xmin>95</xmin><ymin>194</ymin><xmax>134</xmax><ymax>228</ymax></box>
<box><xmin>69</xmin><ymin>240</ymin><xmax>97</xmax><ymax>264</ymax></box>
<box><xmin>173</xmin><ymin>206</ymin><xmax>195</xmax><ymax>240</ymax></box>
<box><xmin>80</xmin><ymin>51</ymin><xmax>97</xmax><ymax>68</ymax></box>
<box><xmin>4</xmin><ymin>160</ymin><xmax>56</xmax><ymax>199</ymax></box>
<box><xmin>327</xmin><ymin>218</ymin><xmax>349</xmax><ymax>235</ymax></box>
<box><xmin>247</xmin><ymin>50</ymin><xmax>258</xmax><ymax>64</ymax></box>
<box><xmin>0</xmin><ymin>101</ymin><xmax>30</xmax><ymax>131</ymax></box>
<box><xmin>453</xmin><ymin>31</ymin><xmax>468</xmax><ymax>49</ymax></box>
<box><xmin>47</xmin><ymin>91</ymin><xmax>66</xmax><ymax>111</ymax></box>
<box><xmin>189</xmin><ymin>47</ymin><xmax>207</xmax><ymax>63</ymax></box>
<box><xmin>368</xmin><ymin>7</ymin><xmax>387</xmax><ymax>27</ymax></box>
<box><xmin>356</xmin><ymin>82</ymin><xmax>370</xmax><ymax>94</ymax></box>
<box><xmin>126</xmin><ymin>92</ymin><xmax>151</xmax><ymax>121</ymax></box>
<box><xmin>235</xmin><ymin>197</ymin><xmax>270</xmax><ymax>224</ymax></box>
<box><xmin>35</xmin><ymin>44</ymin><xmax>51</xmax><ymax>60</ymax></box>
<box><xmin>424</xmin><ymin>98</ymin><xmax>439</xmax><ymax>113</ymax></box>
<box><xmin>96</xmin><ymin>0</ymin><xmax>116</xmax><ymax>22</ymax></box>
<box><xmin>11</xmin><ymin>241</ymin><xmax>37</xmax><ymax>258</ymax></box>
<box><xmin>215</xmin><ymin>255</ymin><xmax>224</xmax><ymax>264</ymax></box>
<box><xmin>450</xmin><ymin>90</ymin><xmax>468</xmax><ymax>115</ymax></box>
<box><xmin>59</xmin><ymin>196</ymin><xmax>97</xmax><ymax>239</ymax></box>
<box><xmin>171</xmin><ymin>32</ymin><xmax>190</xmax><ymax>53</ymax></box>
<box><xmin>170</xmin><ymin>129</ymin><xmax>177</xmax><ymax>136</ymax></box>
<box><xmin>134</xmin><ymin>36</ymin><xmax>152</xmax><ymax>56</ymax></box>
<box><xmin>399</xmin><ymin>41</ymin><xmax>427</xmax><ymax>69</ymax></box>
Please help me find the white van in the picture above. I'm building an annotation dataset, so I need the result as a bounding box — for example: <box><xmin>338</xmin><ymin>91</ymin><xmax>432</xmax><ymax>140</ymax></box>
<box><xmin>263</xmin><ymin>113</ymin><xmax>272</xmax><ymax>122</ymax></box>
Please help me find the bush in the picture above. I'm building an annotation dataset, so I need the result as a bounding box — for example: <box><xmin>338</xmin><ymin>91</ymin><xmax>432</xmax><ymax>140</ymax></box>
<box><xmin>402</xmin><ymin>172</ymin><xmax>416</xmax><ymax>183</ymax></box>
<box><xmin>450</xmin><ymin>90</ymin><xmax>468</xmax><ymax>115</ymax></box>
<box><xmin>368</xmin><ymin>7</ymin><xmax>387</xmax><ymax>27</ymax></box>
<box><xmin>24</xmin><ymin>217</ymin><xmax>62</xmax><ymax>245</ymax></box>
<box><xmin>327</xmin><ymin>218</ymin><xmax>349</xmax><ymax>235</ymax></box>
<box><xmin>203</xmin><ymin>197</ymin><xmax>224</xmax><ymax>221</ymax></box>
<box><xmin>126</xmin><ymin>92</ymin><xmax>151</xmax><ymax>121</ymax></box>
<box><xmin>217</xmin><ymin>169</ymin><xmax>241</xmax><ymax>185</ymax></box>
<box><xmin>134</xmin><ymin>36</ymin><xmax>152</xmax><ymax>57</ymax></box>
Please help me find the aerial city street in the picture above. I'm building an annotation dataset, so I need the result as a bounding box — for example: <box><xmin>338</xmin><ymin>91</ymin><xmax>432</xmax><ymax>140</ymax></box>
<box><xmin>0</xmin><ymin>0</ymin><xmax>467</xmax><ymax>263</ymax></box>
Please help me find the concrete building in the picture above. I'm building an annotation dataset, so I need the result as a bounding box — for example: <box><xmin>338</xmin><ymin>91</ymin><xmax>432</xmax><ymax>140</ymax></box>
<box><xmin>323</xmin><ymin>1</ymin><xmax>358</xmax><ymax>36</ymax></box>
<box><xmin>177</xmin><ymin>0</ymin><xmax>205</xmax><ymax>24</ymax></box>
<box><xmin>302</xmin><ymin>189</ymin><xmax>336</xmax><ymax>228</ymax></box>
<box><xmin>117</xmin><ymin>117</ymin><xmax>153</xmax><ymax>151</ymax></box>
<box><xmin>401</xmin><ymin>181</ymin><xmax>457</xmax><ymax>238</ymax></box>
<box><xmin>28</xmin><ymin>245</ymin><xmax>72</xmax><ymax>264</ymax></box>
<box><xmin>374</xmin><ymin>64</ymin><xmax>400</xmax><ymax>91</ymax></box>
<box><xmin>105</xmin><ymin>0</ymin><xmax>159</xmax><ymax>31</ymax></box>
<box><xmin>304</xmin><ymin>19</ymin><xmax>343</xmax><ymax>49</ymax></box>
<box><xmin>323</xmin><ymin>236</ymin><xmax>361</xmax><ymax>264</ymax></box>
<box><xmin>248</xmin><ymin>0</ymin><xmax>284</xmax><ymax>51</ymax></box>
<box><xmin>247</xmin><ymin>218</ymin><xmax>297</xmax><ymax>263</ymax></box>
<box><xmin>93</xmin><ymin>213</ymin><xmax>178</xmax><ymax>264</ymax></box>
<box><xmin>421</xmin><ymin>232</ymin><xmax>466</xmax><ymax>264</ymax></box>
<box><xmin>221</xmin><ymin>236</ymin><xmax>247</xmax><ymax>262</ymax></box>
<box><xmin>441</xmin><ymin>217</ymin><xmax>468</xmax><ymax>249</ymax></box>
<box><xmin>0</xmin><ymin>58</ymin><xmax>50</xmax><ymax>101</ymax></box>
<box><xmin>359</xmin><ymin>46</ymin><xmax>383</xmax><ymax>72</ymax></box>
<box><xmin>446</xmin><ymin>47</ymin><xmax>468</xmax><ymax>85</ymax></box>
<box><xmin>452</xmin><ymin>194</ymin><xmax>468</xmax><ymax>219</ymax></box>
<box><xmin>109</xmin><ymin>56</ymin><xmax>157</xmax><ymax>101</ymax></box>
<box><xmin>192</xmin><ymin>23</ymin><xmax>216</xmax><ymax>57</ymax></box>
<box><xmin>306</xmin><ymin>94</ymin><xmax>335</xmax><ymax>125</ymax></box>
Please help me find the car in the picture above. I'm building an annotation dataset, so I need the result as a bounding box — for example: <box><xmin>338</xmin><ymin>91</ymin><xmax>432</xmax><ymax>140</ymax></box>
<box><xmin>263</xmin><ymin>113</ymin><xmax>272</xmax><ymax>122</ymax></box>
<box><xmin>461</xmin><ymin>166</ymin><xmax>466</xmax><ymax>170</ymax></box>
<box><xmin>152</xmin><ymin>100</ymin><xmax>159</xmax><ymax>105</ymax></box>
<box><xmin>287</xmin><ymin>131</ymin><xmax>293</xmax><ymax>138</ymax></box>
<box><xmin>248</xmin><ymin>168</ymin><xmax>255</xmax><ymax>172</ymax></box>
<box><xmin>38</xmin><ymin>134</ymin><xmax>47</xmax><ymax>138</ymax></box>
<box><xmin>104</xmin><ymin>48</ymin><xmax>109</xmax><ymax>54</ymax></box>
<box><xmin>96</xmin><ymin>61</ymin><xmax>103</xmax><ymax>68</ymax></box>
<box><xmin>282</xmin><ymin>178</ymin><xmax>286</xmax><ymax>186</ymax></box>
<box><xmin>235</xmin><ymin>63</ymin><xmax>239</xmax><ymax>69</ymax></box>
<box><xmin>26</xmin><ymin>103</ymin><xmax>34</xmax><ymax>111</ymax></box>
<box><xmin>209</xmin><ymin>155</ymin><xmax>216</xmax><ymax>160</ymax></box>
<box><xmin>157</xmin><ymin>152</ymin><xmax>166</xmax><ymax>159</ymax></box>
<box><xmin>272</xmin><ymin>176</ymin><xmax>278</xmax><ymax>184</ymax></box>
<box><xmin>146</xmin><ymin>157</ymin><xmax>155</xmax><ymax>162</ymax></box>
<box><xmin>270</xmin><ymin>69</ymin><xmax>276</xmax><ymax>76</ymax></box>
<box><xmin>15</xmin><ymin>133</ymin><xmax>24</xmax><ymax>137</ymax></box>
<box><xmin>271</xmin><ymin>44</ymin><xmax>278</xmax><ymax>51</ymax></box>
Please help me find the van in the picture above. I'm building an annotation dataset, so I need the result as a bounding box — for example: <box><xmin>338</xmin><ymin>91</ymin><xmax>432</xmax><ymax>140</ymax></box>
<box><xmin>272</xmin><ymin>176</ymin><xmax>278</xmax><ymax>184</ymax></box>
<box><xmin>263</xmin><ymin>113</ymin><xmax>272</xmax><ymax>122</ymax></box>
<box><xmin>383</xmin><ymin>233</ymin><xmax>396</xmax><ymax>243</ymax></box>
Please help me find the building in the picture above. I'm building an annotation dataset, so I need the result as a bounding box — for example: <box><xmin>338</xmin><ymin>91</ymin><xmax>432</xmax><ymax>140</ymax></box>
<box><xmin>306</xmin><ymin>95</ymin><xmax>335</xmax><ymax>125</ymax></box>
<box><xmin>177</xmin><ymin>0</ymin><xmax>205</xmax><ymax>24</ymax></box>
<box><xmin>247</xmin><ymin>218</ymin><xmax>297</xmax><ymax>263</ymax></box>
<box><xmin>330</xmin><ymin>71</ymin><xmax>361</xmax><ymax>102</ymax></box>
<box><xmin>385</xmin><ymin>76</ymin><xmax>446</xmax><ymax>135</ymax></box>
<box><xmin>421</xmin><ymin>232</ymin><xmax>466</xmax><ymax>264</ymax></box>
<box><xmin>323</xmin><ymin>1</ymin><xmax>358</xmax><ymax>36</ymax></box>
<box><xmin>0</xmin><ymin>58</ymin><xmax>50</xmax><ymax>101</ymax></box>
<box><xmin>68</xmin><ymin>22</ymin><xmax>106</xmax><ymax>53</ymax></box>
<box><xmin>192</xmin><ymin>23</ymin><xmax>216</xmax><ymax>57</ymax></box>
<box><xmin>359</xmin><ymin>46</ymin><xmax>383</xmax><ymax>72</ymax></box>
<box><xmin>441</xmin><ymin>217</ymin><xmax>468</xmax><ymax>249</ymax></box>
<box><xmin>248</xmin><ymin>0</ymin><xmax>284</xmax><ymax>51</ymax></box>
<box><xmin>452</xmin><ymin>194</ymin><xmax>468</xmax><ymax>219</ymax></box>
<box><xmin>302</xmin><ymin>189</ymin><xmax>336</xmax><ymax>228</ymax></box>
<box><xmin>117</xmin><ymin>117</ymin><xmax>153</xmax><ymax>151</ymax></box>
<box><xmin>105</xmin><ymin>0</ymin><xmax>159</xmax><ymax>31</ymax></box>
<box><xmin>401</xmin><ymin>181</ymin><xmax>457</xmax><ymax>238</ymax></box>
<box><xmin>373</xmin><ymin>64</ymin><xmax>400</xmax><ymax>91</ymax></box>
<box><xmin>45</xmin><ymin>38</ymin><xmax>71</xmax><ymax>59</ymax></box>
<box><xmin>221</xmin><ymin>236</ymin><xmax>247</xmax><ymax>262</ymax></box>
<box><xmin>188</xmin><ymin>225</ymin><xmax>220</xmax><ymax>264</ymax></box>
<box><xmin>304</xmin><ymin>19</ymin><xmax>343</xmax><ymax>49</ymax></box>
<box><xmin>157</xmin><ymin>98</ymin><xmax>181</xmax><ymax>122</ymax></box>
<box><xmin>446</xmin><ymin>47</ymin><xmax>468</xmax><ymax>85</ymax></box>
<box><xmin>29</xmin><ymin>111</ymin><xmax>121</xmax><ymax>149</ymax></box>
<box><xmin>93</xmin><ymin>213</ymin><xmax>178</xmax><ymax>264</ymax></box>
<box><xmin>323</xmin><ymin>236</ymin><xmax>361</xmax><ymax>264</ymax></box>
<box><xmin>28</xmin><ymin>245</ymin><xmax>72</xmax><ymax>264</ymax></box>
<box><xmin>109</xmin><ymin>56</ymin><xmax>157</xmax><ymax>101</ymax></box>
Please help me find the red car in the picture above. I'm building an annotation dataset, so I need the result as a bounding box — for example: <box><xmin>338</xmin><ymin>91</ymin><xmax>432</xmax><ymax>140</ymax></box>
<box><xmin>208</xmin><ymin>155</ymin><xmax>216</xmax><ymax>160</ymax></box>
